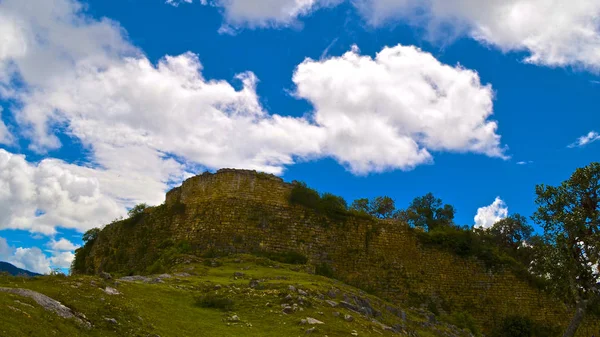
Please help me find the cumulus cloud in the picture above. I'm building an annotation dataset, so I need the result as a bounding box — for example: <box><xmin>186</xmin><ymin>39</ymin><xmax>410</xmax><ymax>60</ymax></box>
<box><xmin>47</xmin><ymin>238</ymin><xmax>80</xmax><ymax>251</ymax></box>
<box><xmin>0</xmin><ymin>0</ymin><xmax>507</xmax><ymax>235</ymax></box>
<box><xmin>0</xmin><ymin>150</ymin><xmax>125</xmax><ymax>235</ymax></box>
<box><xmin>357</xmin><ymin>0</ymin><xmax>600</xmax><ymax>71</ymax></box>
<box><xmin>196</xmin><ymin>0</ymin><xmax>341</xmax><ymax>28</ymax></box>
<box><xmin>1</xmin><ymin>236</ymin><xmax>77</xmax><ymax>273</ymax></box>
<box><xmin>474</xmin><ymin>197</ymin><xmax>508</xmax><ymax>229</ymax></box>
<box><xmin>184</xmin><ymin>0</ymin><xmax>600</xmax><ymax>71</ymax></box>
<box><xmin>293</xmin><ymin>44</ymin><xmax>506</xmax><ymax>174</ymax></box>
<box><xmin>49</xmin><ymin>251</ymin><xmax>75</xmax><ymax>269</ymax></box>
<box><xmin>0</xmin><ymin>108</ymin><xmax>12</xmax><ymax>144</ymax></box>
<box><xmin>0</xmin><ymin>237</ymin><xmax>51</xmax><ymax>274</ymax></box>
<box><xmin>568</xmin><ymin>131</ymin><xmax>600</xmax><ymax>148</ymax></box>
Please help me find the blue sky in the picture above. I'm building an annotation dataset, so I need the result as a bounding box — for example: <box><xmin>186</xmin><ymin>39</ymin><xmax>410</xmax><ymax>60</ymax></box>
<box><xmin>0</xmin><ymin>0</ymin><xmax>599</xmax><ymax>274</ymax></box>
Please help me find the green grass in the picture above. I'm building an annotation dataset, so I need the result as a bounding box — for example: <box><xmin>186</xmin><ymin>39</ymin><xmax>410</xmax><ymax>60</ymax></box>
<box><xmin>0</xmin><ymin>255</ymin><xmax>473</xmax><ymax>337</ymax></box>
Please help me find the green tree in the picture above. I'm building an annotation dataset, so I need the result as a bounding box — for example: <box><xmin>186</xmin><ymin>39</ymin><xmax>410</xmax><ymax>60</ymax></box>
<box><xmin>82</xmin><ymin>227</ymin><xmax>100</xmax><ymax>243</ymax></box>
<box><xmin>350</xmin><ymin>198</ymin><xmax>371</xmax><ymax>215</ymax></box>
<box><xmin>488</xmin><ymin>214</ymin><xmax>534</xmax><ymax>250</ymax></box>
<box><xmin>532</xmin><ymin>162</ymin><xmax>600</xmax><ymax>337</ymax></box>
<box><xmin>371</xmin><ymin>196</ymin><xmax>395</xmax><ymax>219</ymax></box>
<box><xmin>128</xmin><ymin>203</ymin><xmax>148</xmax><ymax>218</ymax></box>
<box><xmin>398</xmin><ymin>193</ymin><xmax>455</xmax><ymax>231</ymax></box>
<box><xmin>350</xmin><ymin>196</ymin><xmax>396</xmax><ymax>218</ymax></box>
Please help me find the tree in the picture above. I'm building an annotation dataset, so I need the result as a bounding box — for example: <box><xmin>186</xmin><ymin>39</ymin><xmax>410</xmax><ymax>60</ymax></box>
<box><xmin>128</xmin><ymin>203</ymin><xmax>148</xmax><ymax>218</ymax></box>
<box><xmin>82</xmin><ymin>228</ymin><xmax>100</xmax><ymax>243</ymax></box>
<box><xmin>532</xmin><ymin>162</ymin><xmax>600</xmax><ymax>337</ymax></box>
<box><xmin>350</xmin><ymin>198</ymin><xmax>371</xmax><ymax>215</ymax></box>
<box><xmin>398</xmin><ymin>193</ymin><xmax>455</xmax><ymax>231</ymax></box>
<box><xmin>371</xmin><ymin>196</ymin><xmax>395</xmax><ymax>219</ymax></box>
<box><xmin>488</xmin><ymin>214</ymin><xmax>534</xmax><ymax>250</ymax></box>
<box><xmin>350</xmin><ymin>196</ymin><xmax>396</xmax><ymax>218</ymax></box>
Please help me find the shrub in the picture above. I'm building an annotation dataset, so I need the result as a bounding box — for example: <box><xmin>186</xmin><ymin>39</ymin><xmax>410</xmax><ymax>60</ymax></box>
<box><xmin>496</xmin><ymin>315</ymin><xmax>532</xmax><ymax>337</ymax></box>
<box><xmin>443</xmin><ymin>311</ymin><xmax>480</xmax><ymax>336</ymax></box>
<box><xmin>289</xmin><ymin>181</ymin><xmax>350</xmax><ymax>221</ymax></box>
<box><xmin>289</xmin><ymin>182</ymin><xmax>321</xmax><ymax>209</ymax></box>
<box><xmin>195</xmin><ymin>294</ymin><xmax>235</xmax><ymax>311</ymax></box>
<box><xmin>128</xmin><ymin>203</ymin><xmax>148</xmax><ymax>218</ymax></box>
<box><xmin>315</xmin><ymin>262</ymin><xmax>335</xmax><ymax>278</ymax></box>
<box><xmin>255</xmin><ymin>251</ymin><xmax>308</xmax><ymax>265</ymax></box>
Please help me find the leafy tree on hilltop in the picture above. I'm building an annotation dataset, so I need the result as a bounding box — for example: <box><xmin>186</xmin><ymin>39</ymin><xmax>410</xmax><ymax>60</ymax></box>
<box><xmin>397</xmin><ymin>193</ymin><xmax>455</xmax><ymax>231</ymax></box>
<box><xmin>531</xmin><ymin>162</ymin><xmax>600</xmax><ymax>337</ymax></box>
<box><xmin>128</xmin><ymin>203</ymin><xmax>148</xmax><ymax>218</ymax></box>
<box><xmin>350</xmin><ymin>196</ymin><xmax>395</xmax><ymax>219</ymax></box>
<box><xmin>488</xmin><ymin>214</ymin><xmax>534</xmax><ymax>251</ymax></box>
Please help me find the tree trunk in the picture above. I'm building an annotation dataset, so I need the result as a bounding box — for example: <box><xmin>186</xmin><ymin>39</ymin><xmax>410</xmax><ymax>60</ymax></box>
<box><xmin>562</xmin><ymin>299</ymin><xmax>588</xmax><ymax>337</ymax></box>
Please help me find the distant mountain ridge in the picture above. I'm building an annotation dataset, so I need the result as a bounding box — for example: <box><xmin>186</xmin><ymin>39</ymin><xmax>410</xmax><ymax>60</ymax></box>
<box><xmin>0</xmin><ymin>261</ymin><xmax>40</xmax><ymax>277</ymax></box>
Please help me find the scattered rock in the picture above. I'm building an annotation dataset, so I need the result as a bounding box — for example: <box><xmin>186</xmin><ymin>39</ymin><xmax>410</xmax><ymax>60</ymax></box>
<box><xmin>325</xmin><ymin>300</ymin><xmax>338</xmax><ymax>307</ymax></box>
<box><xmin>351</xmin><ymin>330</ymin><xmax>358</xmax><ymax>336</ymax></box>
<box><xmin>344</xmin><ymin>314</ymin><xmax>354</xmax><ymax>322</ymax></box>
<box><xmin>0</xmin><ymin>287</ymin><xmax>91</xmax><ymax>328</ymax></box>
<box><xmin>285</xmin><ymin>294</ymin><xmax>293</xmax><ymax>301</ymax></box>
<box><xmin>233</xmin><ymin>272</ymin><xmax>245</xmax><ymax>278</ymax></box>
<box><xmin>227</xmin><ymin>315</ymin><xmax>240</xmax><ymax>322</ymax></box>
<box><xmin>214</xmin><ymin>284</ymin><xmax>222</xmax><ymax>290</ymax></box>
<box><xmin>282</xmin><ymin>305</ymin><xmax>294</xmax><ymax>314</ymax></box>
<box><xmin>333</xmin><ymin>312</ymin><xmax>341</xmax><ymax>317</ymax></box>
<box><xmin>174</xmin><ymin>272</ymin><xmax>191</xmax><ymax>277</ymax></box>
<box><xmin>306</xmin><ymin>317</ymin><xmax>324</xmax><ymax>325</ymax></box>
<box><xmin>300</xmin><ymin>319</ymin><xmax>308</xmax><ymax>325</ymax></box>
<box><xmin>99</xmin><ymin>272</ymin><xmax>112</xmax><ymax>280</ymax></box>
<box><xmin>104</xmin><ymin>318</ymin><xmax>118</xmax><ymax>325</ymax></box>
<box><xmin>103</xmin><ymin>287</ymin><xmax>120</xmax><ymax>295</ymax></box>
<box><xmin>249</xmin><ymin>279</ymin><xmax>261</xmax><ymax>288</ymax></box>
<box><xmin>119</xmin><ymin>275</ymin><xmax>152</xmax><ymax>283</ymax></box>
<box><xmin>157</xmin><ymin>274</ymin><xmax>172</xmax><ymax>279</ymax></box>
<box><xmin>305</xmin><ymin>327</ymin><xmax>316</xmax><ymax>334</ymax></box>
<box><xmin>297</xmin><ymin>289</ymin><xmax>308</xmax><ymax>296</ymax></box>
<box><xmin>327</xmin><ymin>289</ymin><xmax>338</xmax><ymax>298</ymax></box>
<box><xmin>339</xmin><ymin>301</ymin><xmax>359</xmax><ymax>312</ymax></box>
<box><xmin>288</xmin><ymin>285</ymin><xmax>296</xmax><ymax>292</ymax></box>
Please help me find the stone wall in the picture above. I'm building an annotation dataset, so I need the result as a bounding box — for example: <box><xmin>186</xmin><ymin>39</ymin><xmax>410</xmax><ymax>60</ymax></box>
<box><xmin>84</xmin><ymin>169</ymin><xmax>600</xmax><ymax>336</ymax></box>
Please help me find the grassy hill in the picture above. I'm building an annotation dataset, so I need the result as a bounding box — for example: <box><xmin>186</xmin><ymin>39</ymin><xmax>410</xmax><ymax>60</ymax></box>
<box><xmin>0</xmin><ymin>254</ymin><xmax>476</xmax><ymax>337</ymax></box>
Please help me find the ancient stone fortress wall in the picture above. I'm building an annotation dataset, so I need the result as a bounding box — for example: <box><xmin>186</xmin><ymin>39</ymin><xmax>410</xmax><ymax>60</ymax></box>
<box><xmin>88</xmin><ymin>169</ymin><xmax>599</xmax><ymax>336</ymax></box>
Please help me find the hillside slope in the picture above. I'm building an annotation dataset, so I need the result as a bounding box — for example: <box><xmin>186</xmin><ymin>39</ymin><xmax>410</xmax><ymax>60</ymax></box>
<box><xmin>72</xmin><ymin>169</ymin><xmax>600</xmax><ymax>336</ymax></box>
<box><xmin>0</xmin><ymin>255</ymin><xmax>475</xmax><ymax>337</ymax></box>
<box><xmin>0</xmin><ymin>262</ymin><xmax>39</xmax><ymax>277</ymax></box>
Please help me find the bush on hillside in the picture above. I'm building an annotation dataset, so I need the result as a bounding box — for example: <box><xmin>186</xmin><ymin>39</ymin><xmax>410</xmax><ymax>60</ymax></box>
<box><xmin>195</xmin><ymin>294</ymin><xmax>235</xmax><ymax>311</ymax></box>
<box><xmin>289</xmin><ymin>182</ymin><xmax>350</xmax><ymax>221</ymax></box>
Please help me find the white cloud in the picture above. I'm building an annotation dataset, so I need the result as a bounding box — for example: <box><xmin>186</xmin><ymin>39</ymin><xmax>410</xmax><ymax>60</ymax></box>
<box><xmin>474</xmin><ymin>197</ymin><xmax>508</xmax><ymax>229</ymax></box>
<box><xmin>0</xmin><ymin>0</ymin><xmax>507</xmax><ymax>235</ymax></box>
<box><xmin>1</xmin><ymin>236</ymin><xmax>76</xmax><ymax>273</ymax></box>
<box><xmin>165</xmin><ymin>0</ymin><xmax>195</xmax><ymax>7</ymax></box>
<box><xmin>355</xmin><ymin>0</ymin><xmax>600</xmax><ymax>71</ymax></box>
<box><xmin>0</xmin><ymin>237</ymin><xmax>11</xmax><ymax>257</ymax></box>
<box><xmin>47</xmin><ymin>238</ymin><xmax>80</xmax><ymax>251</ymax></box>
<box><xmin>293</xmin><ymin>44</ymin><xmax>506</xmax><ymax>174</ymax></box>
<box><xmin>0</xmin><ymin>237</ymin><xmax>51</xmax><ymax>274</ymax></box>
<box><xmin>49</xmin><ymin>251</ymin><xmax>75</xmax><ymax>269</ymax></box>
<box><xmin>516</xmin><ymin>160</ymin><xmax>533</xmax><ymax>165</ymax></box>
<box><xmin>194</xmin><ymin>0</ymin><xmax>342</xmax><ymax>28</ymax></box>
<box><xmin>184</xmin><ymin>0</ymin><xmax>600</xmax><ymax>71</ymax></box>
<box><xmin>568</xmin><ymin>131</ymin><xmax>600</xmax><ymax>148</ymax></box>
<box><xmin>0</xmin><ymin>108</ymin><xmax>12</xmax><ymax>144</ymax></box>
<box><xmin>0</xmin><ymin>150</ymin><xmax>125</xmax><ymax>235</ymax></box>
